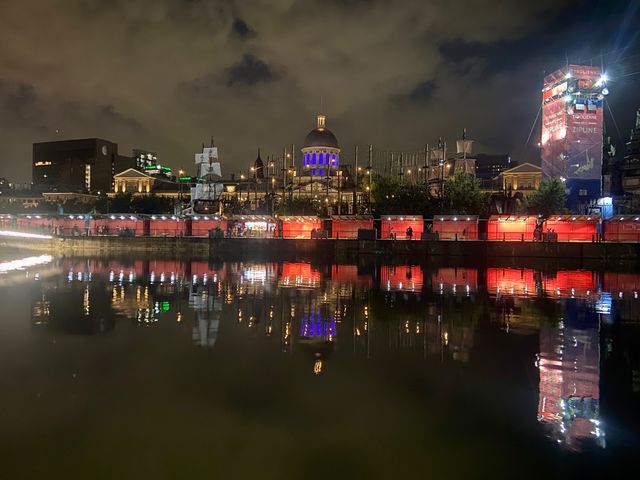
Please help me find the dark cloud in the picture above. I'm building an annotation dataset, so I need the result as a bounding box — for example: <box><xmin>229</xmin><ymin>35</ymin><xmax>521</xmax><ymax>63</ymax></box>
<box><xmin>0</xmin><ymin>0</ymin><xmax>638</xmax><ymax>181</ymax></box>
<box><xmin>226</xmin><ymin>54</ymin><xmax>279</xmax><ymax>87</ymax></box>
<box><xmin>0</xmin><ymin>79</ymin><xmax>41</xmax><ymax>128</ymax></box>
<box><xmin>409</xmin><ymin>81</ymin><xmax>436</xmax><ymax>103</ymax></box>
<box><xmin>231</xmin><ymin>18</ymin><xmax>255</xmax><ymax>39</ymax></box>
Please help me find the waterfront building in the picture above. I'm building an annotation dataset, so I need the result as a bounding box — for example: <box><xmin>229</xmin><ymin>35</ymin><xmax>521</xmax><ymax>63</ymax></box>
<box><xmin>32</xmin><ymin>138</ymin><xmax>134</xmax><ymax>193</ymax></box>
<box><xmin>541</xmin><ymin>65</ymin><xmax>607</xmax><ymax>208</ymax></box>
<box><xmin>301</xmin><ymin>114</ymin><xmax>340</xmax><ymax>177</ymax></box>
<box><xmin>499</xmin><ymin>162</ymin><xmax>542</xmax><ymax>195</ymax></box>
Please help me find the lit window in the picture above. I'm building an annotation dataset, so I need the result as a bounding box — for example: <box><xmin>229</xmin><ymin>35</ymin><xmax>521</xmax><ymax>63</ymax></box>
<box><xmin>312</xmin><ymin>153</ymin><xmax>316</xmax><ymax>165</ymax></box>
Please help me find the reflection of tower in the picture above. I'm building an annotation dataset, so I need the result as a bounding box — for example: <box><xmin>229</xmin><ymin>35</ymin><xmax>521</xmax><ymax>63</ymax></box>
<box><xmin>190</xmin><ymin>283</ymin><xmax>221</xmax><ymax>348</ymax></box>
<box><xmin>537</xmin><ymin>300</ymin><xmax>604</xmax><ymax>450</ymax></box>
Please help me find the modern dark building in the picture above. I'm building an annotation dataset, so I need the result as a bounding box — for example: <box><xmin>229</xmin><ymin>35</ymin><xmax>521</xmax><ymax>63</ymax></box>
<box><xmin>621</xmin><ymin>109</ymin><xmax>640</xmax><ymax>196</ymax></box>
<box><xmin>474</xmin><ymin>154</ymin><xmax>513</xmax><ymax>181</ymax></box>
<box><xmin>132</xmin><ymin>149</ymin><xmax>158</xmax><ymax>170</ymax></box>
<box><xmin>33</xmin><ymin>138</ymin><xmax>135</xmax><ymax>193</ymax></box>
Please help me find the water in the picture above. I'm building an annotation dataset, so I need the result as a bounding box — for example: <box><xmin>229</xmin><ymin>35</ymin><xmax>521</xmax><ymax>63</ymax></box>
<box><xmin>0</xmin><ymin>253</ymin><xmax>639</xmax><ymax>479</ymax></box>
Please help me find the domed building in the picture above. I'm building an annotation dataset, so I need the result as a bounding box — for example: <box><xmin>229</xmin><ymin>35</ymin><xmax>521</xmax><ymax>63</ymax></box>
<box><xmin>301</xmin><ymin>114</ymin><xmax>340</xmax><ymax>177</ymax></box>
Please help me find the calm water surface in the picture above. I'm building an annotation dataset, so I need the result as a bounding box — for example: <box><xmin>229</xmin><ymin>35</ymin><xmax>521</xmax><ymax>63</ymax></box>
<box><xmin>0</xmin><ymin>252</ymin><xmax>639</xmax><ymax>479</ymax></box>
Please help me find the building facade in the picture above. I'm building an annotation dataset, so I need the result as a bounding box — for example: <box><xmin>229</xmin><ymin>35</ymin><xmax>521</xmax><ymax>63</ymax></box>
<box><xmin>541</xmin><ymin>65</ymin><xmax>606</xmax><ymax>206</ymax></box>
<box><xmin>499</xmin><ymin>162</ymin><xmax>542</xmax><ymax>195</ymax></box>
<box><xmin>301</xmin><ymin>115</ymin><xmax>340</xmax><ymax>177</ymax></box>
<box><xmin>33</xmin><ymin>138</ymin><xmax>133</xmax><ymax>193</ymax></box>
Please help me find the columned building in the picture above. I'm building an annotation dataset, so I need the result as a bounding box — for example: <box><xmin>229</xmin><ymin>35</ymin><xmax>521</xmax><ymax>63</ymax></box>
<box><xmin>301</xmin><ymin>114</ymin><xmax>340</xmax><ymax>177</ymax></box>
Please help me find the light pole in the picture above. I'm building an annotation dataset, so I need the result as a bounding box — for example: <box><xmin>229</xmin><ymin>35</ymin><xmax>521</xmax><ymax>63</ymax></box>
<box><xmin>250</xmin><ymin>165</ymin><xmax>257</xmax><ymax>211</ymax></box>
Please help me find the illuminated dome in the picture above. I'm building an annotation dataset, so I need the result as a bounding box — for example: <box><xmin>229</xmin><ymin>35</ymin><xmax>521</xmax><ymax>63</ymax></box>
<box><xmin>301</xmin><ymin>114</ymin><xmax>341</xmax><ymax>177</ymax></box>
<box><xmin>303</xmin><ymin>115</ymin><xmax>339</xmax><ymax>149</ymax></box>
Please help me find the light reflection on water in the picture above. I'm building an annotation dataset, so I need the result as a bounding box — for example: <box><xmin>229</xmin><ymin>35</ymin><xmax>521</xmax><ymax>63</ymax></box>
<box><xmin>2</xmin><ymin>255</ymin><xmax>639</xmax><ymax>475</ymax></box>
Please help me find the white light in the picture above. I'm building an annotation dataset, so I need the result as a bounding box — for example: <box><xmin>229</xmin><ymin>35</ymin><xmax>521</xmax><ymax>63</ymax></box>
<box><xmin>0</xmin><ymin>230</ymin><xmax>53</xmax><ymax>240</ymax></box>
<box><xmin>0</xmin><ymin>255</ymin><xmax>52</xmax><ymax>273</ymax></box>
<box><xmin>563</xmin><ymin>94</ymin><xmax>573</xmax><ymax>103</ymax></box>
<box><xmin>602</xmin><ymin>87</ymin><xmax>609</xmax><ymax>96</ymax></box>
<box><xmin>565</xmin><ymin>72</ymin><xmax>571</xmax><ymax>79</ymax></box>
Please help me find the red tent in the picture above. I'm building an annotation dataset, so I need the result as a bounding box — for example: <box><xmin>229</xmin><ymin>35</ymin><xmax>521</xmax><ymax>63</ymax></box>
<box><xmin>331</xmin><ymin>215</ymin><xmax>373</xmax><ymax>239</ymax></box>
<box><xmin>432</xmin><ymin>215</ymin><xmax>478</xmax><ymax>240</ymax></box>
<box><xmin>228</xmin><ymin>215</ymin><xmax>277</xmax><ymax>238</ymax></box>
<box><xmin>54</xmin><ymin>215</ymin><xmax>90</xmax><ymax>236</ymax></box>
<box><xmin>380</xmin><ymin>215</ymin><xmax>423</xmax><ymax>240</ymax></box>
<box><xmin>603</xmin><ymin>215</ymin><xmax>640</xmax><ymax>242</ymax></box>
<box><xmin>544</xmin><ymin>215</ymin><xmax>599</xmax><ymax>242</ymax></box>
<box><xmin>16</xmin><ymin>214</ymin><xmax>53</xmax><ymax>234</ymax></box>
<box><xmin>280</xmin><ymin>216</ymin><xmax>322</xmax><ymax>239</ymax></box>
<box><xmin>190</xmin><ymin>215</ymin><xmax>227</xmax><ymax>237</ymax></box>
<box><xmin>93</xmin><ymin>215</ymin><xmax>148</xmax><ymax>236</ymax></box>
<box><xmin>149</xmin><ymin>216</ymin><xmax>189</xmax><ymax>237</ymax></box>
<box><xmin>487</xmin><ymin>215</ymin><xmax>537</xmax><ymax>241</ymax></box>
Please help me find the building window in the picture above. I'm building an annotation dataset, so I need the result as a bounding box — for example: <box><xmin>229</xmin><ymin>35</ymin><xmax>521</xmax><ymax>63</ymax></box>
<box><xmin>312</xmin><ymin>169</ymin><xmax>317</xmax><ymax>176</ymax></box>
<box><xmin>312</xmin><ymin>153</ymin><xmax>316</xmax><ymax>165</ymax></box>
<box><xmin>579</xmin><ymin>189</ymin><xmax>588</xmax><ymax>196</ymax></box>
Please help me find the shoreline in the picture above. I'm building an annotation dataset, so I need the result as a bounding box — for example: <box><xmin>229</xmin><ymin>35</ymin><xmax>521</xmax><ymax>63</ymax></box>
<box><xmin>1</xmin><ymin>235</ymin><xmax>639</xmax><ymax>268</ymax></box>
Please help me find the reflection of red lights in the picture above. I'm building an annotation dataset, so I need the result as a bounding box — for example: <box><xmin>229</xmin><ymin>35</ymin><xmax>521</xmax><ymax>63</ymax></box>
<box><xmin>487</xmin><ymin>268</ymin><xmax>535</xmax><ymax>295</ymax></box>
<box><xmin>487</xmin><ymin>268</ymin><xmax>595</xmax><ymax>298</ymax></box>
<box><xmin>432</xmin><ymin>268</ymin><xmax>477</xmax><ymax>292</ymax></box>
<box><xmin>380</xmin><ymin>265</ymin><xmax>423</xmax><ymax>292</ymax></box>
<box><xmin>280</xmin><ymin>262</ymin><xmax>321</xmax><ymax>287</ymax></box>
<box><xmin>602</xmin><ymin>272</ymin><xmax>640</xmax><ymax>293</ymax></box>
<box><xmin>542</xmin><ymin>271</ymin><xmax>595</xmax><ymax>297</ymax></box>
<box><xmin>330</xmin><ymin>265</ymin><xmax>371</xmax><ymax>285</ymax></box>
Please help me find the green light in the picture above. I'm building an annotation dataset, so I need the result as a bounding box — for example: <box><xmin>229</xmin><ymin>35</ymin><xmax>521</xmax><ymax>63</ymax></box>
<box><xmin>161</xmin><ymin>301</ymin><xmax>171</xmax><ymax>312</ymax></box>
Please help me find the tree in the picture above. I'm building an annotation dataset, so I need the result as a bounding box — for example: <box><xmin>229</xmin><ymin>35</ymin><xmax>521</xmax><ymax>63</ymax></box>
<box><xmin>442</xmin><ymin>172</ymin><xmax>489</xmax><ymax>215</ymax></box>
<box><xmin>371</xmin><ymin>177</ymin><xmax>436</xmax><ymax>217</ymax></box>
<box><xmin>523</xmin><ymin>177</ymin><xmax>567</xmax><ymax>216</ymax></box>
<box><xmin>276</xmin><ymin>197</ymin><xmax>320</xmax><ymax>215</ymax></box>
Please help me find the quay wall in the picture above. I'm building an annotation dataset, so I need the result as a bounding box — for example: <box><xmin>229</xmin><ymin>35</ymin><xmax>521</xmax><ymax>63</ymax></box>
<box><xmin>2</xmin><ymin>235</ymin><xmax>640</xmax><ymax>266</ymax></box>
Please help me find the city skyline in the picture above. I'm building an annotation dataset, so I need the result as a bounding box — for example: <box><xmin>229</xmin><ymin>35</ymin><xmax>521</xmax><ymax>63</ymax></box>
<box><xmin>1</xmin><ymin>0</ymin><xmax>639</xmax><ymax>184</ymax></box>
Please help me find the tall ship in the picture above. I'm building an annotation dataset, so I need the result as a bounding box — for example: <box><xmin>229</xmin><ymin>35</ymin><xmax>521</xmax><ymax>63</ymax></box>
<box><xmin>187</xmin><ymin>142</ymin><xmax>224</xmax><ymax>214</ymax></box>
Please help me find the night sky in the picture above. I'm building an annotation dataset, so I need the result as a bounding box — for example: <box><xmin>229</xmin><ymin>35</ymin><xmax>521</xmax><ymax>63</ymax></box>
<box><xmin>1</xmin><ymin>0</ymin><xmax>639</xmax><ymax>182</ymax></box>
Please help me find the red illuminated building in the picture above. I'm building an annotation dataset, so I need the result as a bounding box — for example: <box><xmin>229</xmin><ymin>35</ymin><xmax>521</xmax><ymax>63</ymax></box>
<box><xmin>544</xmin><ymin>215</ymin><xmax>599</xmax><ymax>242</ymax></box>
<box><xmin>432</xmin><ymin>215</ymin><xmax>478</xmax><ymax>240</ymax></box>
<box><xmin>190</xmin><ymin>215</ymin><xmax>227</xmax><ymax>237</ymax></box>
<box><xmin>330</xmin><ymin>215</ymin><xmax>373</xmax><ymax>239</ymax></box>
<box><xmin>149</xmin><ymin>216</ymin><xmax>189</xmax><ymax>236</ymax></box>
<box><xmin>280</xmin><ymin>216</ymin><xmax>322</xmax><ymax>239</ymax></box>
<box><xmin>380</xmin><ymin>215</ymin><xmax>423</xmax><ymax>240</ymax></box>
<box><xmin>487</xmin><ymin>215</ymin><xmax>537</xmax><ymax>241</ymax></box>
<box><xmin>603</xmin><ymin>215</ymin><xmax>640</xmax><ymax>242</ymax></box>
